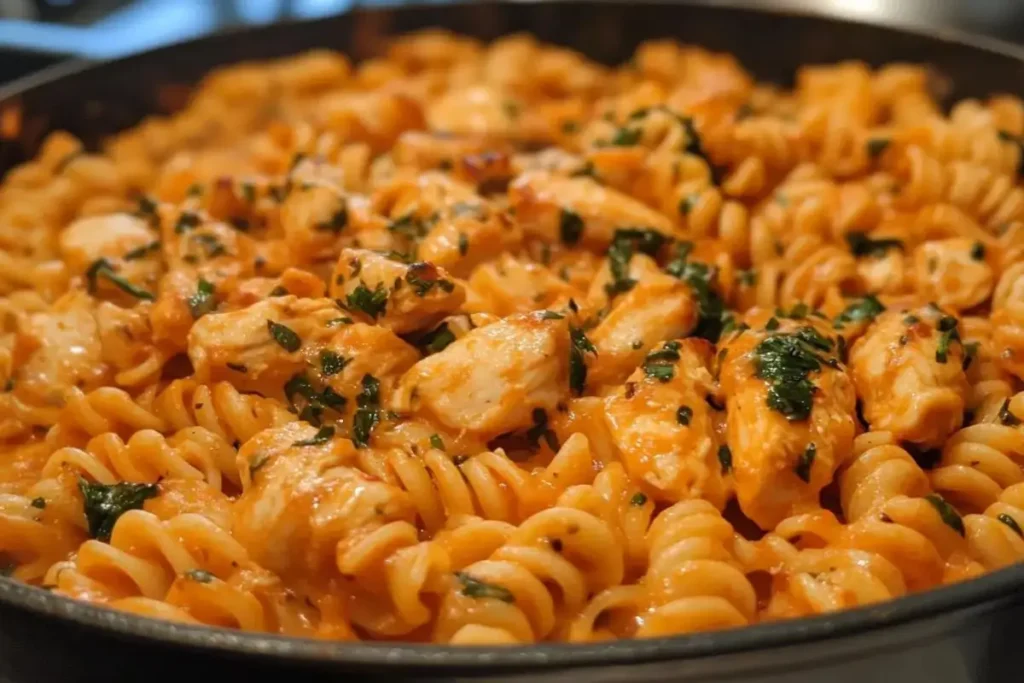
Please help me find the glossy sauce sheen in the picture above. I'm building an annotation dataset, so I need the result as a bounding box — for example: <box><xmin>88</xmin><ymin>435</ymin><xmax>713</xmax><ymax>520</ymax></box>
<box><xmin>0</xmin><ymin>29</ymin><xmax>1023</xmax><ymax>647</ymax></box>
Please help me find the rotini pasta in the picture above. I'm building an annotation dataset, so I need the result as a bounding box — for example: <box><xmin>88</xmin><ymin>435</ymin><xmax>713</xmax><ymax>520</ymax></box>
<box><xmin>0</xmin><ymin>29</ymin><xmax>1022</xmax><ymax>648</ymax></box>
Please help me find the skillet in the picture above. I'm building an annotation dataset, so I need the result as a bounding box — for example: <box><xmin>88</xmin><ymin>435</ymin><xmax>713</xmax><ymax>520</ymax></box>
<box><xmin>1</xmin><ymin>2</ymin><xmax>1024</xmax><ymax>681</ymax></box>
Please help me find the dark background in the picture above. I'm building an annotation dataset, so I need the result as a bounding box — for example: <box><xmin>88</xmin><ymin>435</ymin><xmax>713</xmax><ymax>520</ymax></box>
<box><xmin>1</xmin><ymin>0</ymin><xmax>1024</xmax><ymax>85</ymax></box>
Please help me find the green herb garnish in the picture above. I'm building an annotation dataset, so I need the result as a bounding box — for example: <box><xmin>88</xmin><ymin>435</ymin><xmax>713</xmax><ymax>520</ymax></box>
<box><xmin>421</xmin><ymin>323</ymin><xmax>457</xmax><ymax>355</ymax></box>
<box><xmin>347</xmin><ymin>282</ymin><xmax>389</xmax><ymax>319</ymax></box>
<box><xmin>184</xmin><ymin>569</ymin><xmax>214</xmax><ymax>583</ymax></box>
<box><xmin>795</xmin><ymin>443</ymin><xmax>816</xmax><ymax>482</ymax></box>
<box><xmin>845</xmin><ymin>231</ymin><xmax>905</xmax><ymax>258</ymax></box>
<box><xmin>267</xmin><ymin>320</ymin><xmax>302</xmax><ymax>353</ymax></box>
<box><xmin>429</xmin><ymin>434</ymin><xmax>445</xmax><ymax>450</ymax></box>
<box><xmin>187</xmin><ymin>278</ymin><xmax>216</xmax><ymax>319</ymax></box>
<box><xmin>935</xmin><ymin>315</ymin><xmax>960</xmax><ymax>364</ymax></box>
<box><xmin>78</xmin><ymin>479</ymin><xmax>159</xmax><ymax>542</ymax></box>
<box><xmin>998</xmin><ymin>513</ymin><xmax>1023</xmax><ymax>537</ymax></box>
<box><xmin>560</xmin><ymin>208</ymin><xmax>584</xmax><ymax>245</ymax></box>
<box><xmin>717</xmin><ymin>444</ymin><xmax>732</xmax><ymax>474</ymax></box>
<box><xmin>630</xmin><ymin>492</ymin><xmax>648</xmax><ymax>507</ymax></box>
<box><xmin>833</xmin><ymin>295</ymin><xmax>885</xmax><ymax>330</ymax></box>
<box><xmin>85</xmin><ymin>258</ymin><xmax>155</xmax><ymax>301</ymax></box>
<box><xmin>999</xmin><ymin>399</ymin><xmax>1022</xmax><ymax>426</ymax></box>
<box><xmin>454</xmin><ymin>572</ymin><xmax>515</xmax><ymax>602</ymax></box>
<box><xmin>352</xmin><ymin>374</ymin><xmax>381</xmax><ymax>448</ymax></box>
<box><xmin>924</xmin><ymin>494</ymin><xmax>965</xmax><ymax>536</ymax></box>
<box><xmin>754</xmin><ymin>327</ymin><xmax>835</xmax><ymax>421</ymax></box>
<box><xmin>320</xmin><ymin>350</ymin><xmax>349</xmax><ymax>376</ymax></box>
<box><xmin>569</xmin><ymin>326</ymin><xmax>597</xmax><ymax>395</ymax></box>
<box><xmin>866</xmin><ymin>138</ymin><xmax>890</xmax><ymax>159</ymax></box>
<box><xmin>123</xmin><ymin>240</ymin><xmax>161</xmax><ymax>261</ymax></box>
<box><xmin>643</xmin><ymin>340</ymin><xmax>681</xmax><ymax>383</ymax></box>
<box><xmin>677</xmin><ymin>405</ymin><xmax>693</xmax><ymax>426</ymax></box>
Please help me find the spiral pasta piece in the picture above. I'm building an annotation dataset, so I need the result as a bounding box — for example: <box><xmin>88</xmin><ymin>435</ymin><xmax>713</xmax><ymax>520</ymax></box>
<box><xmin>43</xmin><ymin>427</ymin><xmax>238</xmax><ymax>491</ymax></box>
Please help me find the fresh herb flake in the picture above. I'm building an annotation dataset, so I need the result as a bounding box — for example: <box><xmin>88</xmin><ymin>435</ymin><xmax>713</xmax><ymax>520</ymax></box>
<box><xmin>78</xmin><ymin>479</ymin><xmax>159</xmax><ymax>542</ymax></box>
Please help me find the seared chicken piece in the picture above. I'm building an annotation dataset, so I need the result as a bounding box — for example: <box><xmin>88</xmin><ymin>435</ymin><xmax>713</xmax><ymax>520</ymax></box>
<box><xmin>587</xmin><ymin>272</ymin><xmax>697</xmax><ymax>389</ymax></box>
<box><xmin>719</xmin><ymin>312</ymin><xmax>857</xmax><ymax>528</ymax></box>
<box><xmin>232</xmin><ymin>422</ymin><xmax>415</xmax><ymax>579</ymax></box>
<box><xmin>13</xmin><ymin>291</ymin><xmax>106</xmax><ymax>404</ymax></box>
<box><xmin>849</xmin><ymin>305</ymin><xmax>969</xmax><ymax>449</ymax></box>
<box><xmin>509</xmin><ymin>171</ymin><xmax>677</xmax><ymax>250</ymax></box>
<box><xmin>604</xmin><ymin>338</ymin><xmax>730</xmax><ymax>508</ymax></box>
<box><xmin>329</xmin><ymin>248</ymin><xmax>465</xmax><ymax>334</ymax></box>
<box><xmin>392</xmin><ymin>310</ymin><xmax>570</xmax><ymax>438</ymax></box>
<box><xmin>187</xmin><ymin>296</ymin><xmax>344</xmax><ymax>390</ymax></box>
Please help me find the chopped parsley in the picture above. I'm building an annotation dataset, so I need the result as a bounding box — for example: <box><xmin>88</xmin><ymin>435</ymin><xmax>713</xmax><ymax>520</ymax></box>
<box><xmin>737</xmin><ymin>269</ymin><xmax>757</xmax><ymax>287</ymax></box>
<box><xmin>267</xmin><ymin>320</ymin><xmax>302</xmax><ymax>353</ymax></box>
<box><xmin>78</xmin><ymin>479</ymin><xmax>159</xmax><ymax>542</ymax></box>
<box><xmin>292</xmin><ymin>425</ymin><xmax>335</xmax><ymax>447</ymax></box>
<box><xmin>174</xmin><ymin>211</ymin><xmax>201</xmax><ymax>234</ymax></box>
<box><xmin>999</xmin><ymin>399</ymin><xmax>1022</xmax><ymax>426</ymax></box>
<box><xmin>845</xmin><ymin>231</ymin><xmax>905</xmax><ymax>258</ymax></box>
<box><xmin>643</xmin><ymin>340</ymin><xmax>680</xmax><ymax>383</ymax></box>
<box><xmin>833</xmin><ymin>295</ymin><xmax>885</xmax><ymax>330</ymax></box>
<box><xmin>388</xmin><ymin>213</ymin><xmax>436</xmax><ymax>241</ymax></box>
<box><xmin>665</xmin><ymin>250</ymin><xmax>727</xmax><ymax>342</ymax></box>
<box><xmin>866</xmin><ymin>138</ymin><xmax>890</xmax><ymax>159</ymax></box>
<box><xmin>569</xmin><ymin>326</ymin><xmax>597</xmax><ymax>395</ymax></box>
<box><xmin>429</xmin><ymin>434</ymin><xmax>445</xmax><ymax>450</ymax></box>
<box><xmin>406</xmin><ymin>263</ymin><xmax>454</xmax><ymax>297</ymax></box>
<box><xmin>754</xmin><ymin>327</ymin><xmax>835</xmax><ymax>421</ymax></box>
<box><xmin>352</xmin><ymin>374</ymin><xmax>381</xmax><ymax>448</ymax></box>
<box><xmin>934</xmin><ymin>315</ymin><xmax>960</xmax><ymax>364</ymax></box>
<box><xmin>30</xmin><ymin>497</ymin><xmax>45</xmax><ymax>509</ymax></box>
<box><xmin>970</xmin><ymin>242</ymin><xmax>985</xmax><ymax>261</ymax></box>
<box><xmin>85</xmin><ymin>258</ymin><xmax>155</xmax><ymax>301</ymax></box>
<box><xmin>187</xmin><ymin>278</ymin><xmax>216</xmax><ymax>319</ymax></box>
<box><xmin>316</xmin><ymin>205</ymin><xmax>348</xmax><ymax>233</ymax></box>
<box><xmin>677</xmin><ymin>405</ymin><xmax>693</xmax><ymax>426</ymax></box>
<box><xmin>319</xmin><ymin>350</ymin><xmax>349</xmax><ymax>376</ymax></box>
<box><xmin>347</xmin><ymin>282</ymin><xmax>389</xmax><ymax>319</ymax></box>
<box><xmin>998</xmin><ymin>513</ymin><xmax>1023</xmax><ymax>537</ymax></box>
<box><xmin>539</xmin><ymin>311</ymin><xmax>565</xmax><ymax>320</ymax></box>
<box><xmin>283</xmin><ymin>372</ymin><xmax>346</xmax><ymax>426</ymax></box>
<box><xmin>123</xmin><ymin>240</ymin><xmax>161</xmax><ymax>261</ymax></box>
<box><xmin>525</xmin><ymin>408</ymin><xmax>559</xmax><ymax>451</ymax></box>
<box><xmin>630</xmin><ymin>492</ymin><xmax>648</xmax><ymax>507</ymax></box>
<box><xmin>717</xmin><ymin>444</ymin><xmax>732</xmax><ymax>474</ymax></box>
<box><xmin>184</xmin><ymin>569</ymin><xmax>215</xmax><ymax>583</ymax></box>
<box><xmin>924</xmin><ymin>494</ymin><xmax>965</xmax><ymax>536</ymax></box>
<box><xmin>560</xmin><ymin>208</ymin><xmax>585</xmax><ymax>245</ymax></box>
<box><xmin>420</xmin><ymin>323</ymin><xmax>457</xmax><ymax>355</ymax></box>
<box><xmin>795</xmin><ymin>443</ymin><xmax>816</xmax><ymax>483</ymax></box>
<box><xmin>607</xmin><ymin>126</ymin><xmax>642</xmax><ymax>146</ymax></box>
<box><xmin>679</xmin><ymin>193</ymin><xmax>700</xmax><ymax>216</ymax></box>
<box><xmin>458</xmin><ymin>232</ymin><xmax>469</xmax><ymax>256</ymax></box>
<box><xmin>962</xmin><ymin>341</ymin><xmax>980</xmax><ymax>370</ymax></box>
<box><xmin>454</xmin><ymin>572</ymin><xmax>515</xmax><ymax>602</ymax></box>
<box><xmin>604</xmin><ymin>229</ymin><xmax>666</xmax><ymax>299</ymax></box>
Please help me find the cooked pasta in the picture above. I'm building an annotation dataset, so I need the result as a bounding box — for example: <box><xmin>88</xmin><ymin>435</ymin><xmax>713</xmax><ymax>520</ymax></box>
<box><xmin>1</xmin><ymin>30</ymin><xmax>1023</xmax><ymax>645</ymax></box>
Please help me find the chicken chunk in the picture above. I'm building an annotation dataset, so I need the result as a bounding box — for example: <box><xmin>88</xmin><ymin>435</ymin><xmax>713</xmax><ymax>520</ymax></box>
<box><xmin>187</xmin><ymin>296</ymin><xmax>344</xmax><ymax>391</ymax></box>
<box><xmin>392</xmin><ymin>310</ymin><xmax>570</xmax><ymax>438</ymax></box>
<box><xmin>466</xmin><ymin>254</ymin><xmax>580</xmax><ymax>316</ymax></box>
<box><xmin>587</xmin><ymin>272</ymin><xmax>697</xmax><ymax>388</ymax></box>
<box><xmin>849</xmin><ymin>305</ymin><xmax>970</xmax><ymax>448</ymax></box>
<box><xmin>719</xmin><ymin>312</ymin><xmax>857</xmax><ymax>529</ymax></box>
<box><xmin>232</xmin><ymin>422</ymin><xmax>415</xmax><ymax>579</ymax></box>
<box><xmin>912</xmin><ymin>238</ymin><xmax>994</xmax><ymax>311</ymax></box>
<box><xmin>329</xmin><ymin>248</ymin><xmax>465</xmax><ymax>334</ymax></box>
<box><xmin>13</xmin><ymin>291</ymin><xmax>106</xmax><ymax>404</ymax></box>
<box><xmin>59</xmin><ymin>213</ymin><xmax>156</xmax><ymax>274</ymax></box>
<box><xmin>509</xmin><ymin>171</ymin><xmax>677</xmax><ymax>250</ymax></box>
<box><xmin>604</xmin><ymin>338</ymin><xmax>730</xmax><ymax>508</ymax></box>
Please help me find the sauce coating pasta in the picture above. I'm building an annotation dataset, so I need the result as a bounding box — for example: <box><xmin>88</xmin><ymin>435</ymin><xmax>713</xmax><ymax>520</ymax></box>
<box><xmin>1</xmin><ymin>30</ymin><xmax>1023</xmax><ymax>645</ymax></box>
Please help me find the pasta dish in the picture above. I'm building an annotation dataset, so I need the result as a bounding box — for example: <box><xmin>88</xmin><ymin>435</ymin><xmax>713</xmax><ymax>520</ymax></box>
<box><xmin>0</xmin><ymin>30</ymin><xmax>1023</xmax><ymax>645</ymax></box>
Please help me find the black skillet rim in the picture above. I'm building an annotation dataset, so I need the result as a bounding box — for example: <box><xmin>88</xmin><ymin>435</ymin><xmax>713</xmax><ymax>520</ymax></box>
<box><xmin>2</xmin><ymin>0</ymin><xmax>1024</xmax><ymax>670</ymax></box>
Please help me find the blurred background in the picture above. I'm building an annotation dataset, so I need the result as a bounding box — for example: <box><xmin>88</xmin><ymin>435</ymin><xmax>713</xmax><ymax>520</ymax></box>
<box><xmin>1</xmin><ymin>0</ymin><xmax>1024</xmax><ymax>84</ymax></box>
